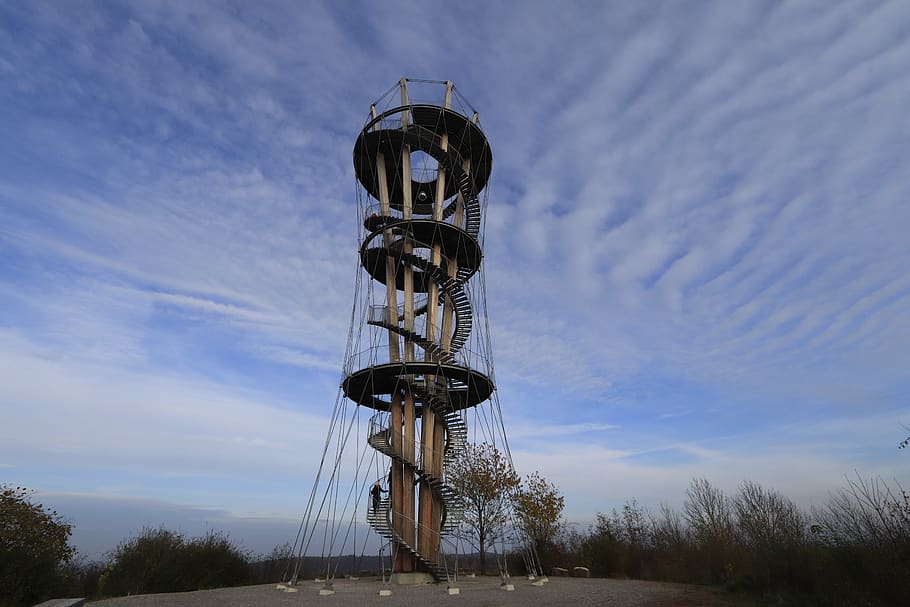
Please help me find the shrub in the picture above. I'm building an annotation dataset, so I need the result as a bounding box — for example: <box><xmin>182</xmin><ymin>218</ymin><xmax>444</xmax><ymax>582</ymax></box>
<box><xmin>249</xmin><ymin>542</ymin><xmax>295</xmax><ymax>584</ymax></box>
<box><xmin>103</xmin><ymin>527</ymin><xmax>251</xmax><ymax>596</ymax></box>
<box><xmin>812</xmin><ymin>476</ymin><xmax>910</xmax><ymax>606</ymax></box>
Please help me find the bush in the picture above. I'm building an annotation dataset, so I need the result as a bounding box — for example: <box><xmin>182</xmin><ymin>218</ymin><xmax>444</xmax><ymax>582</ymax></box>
<box><xmin>0</xmin><ymin>485</ymin><xmax>75</xmax><ymax>607</ymax></box>
<box><xmin>249</xmin><ymin>542</ymin><xmax>295</xmax><ymax>584</ymax></box>
<box><xmin>102</xmin><ymin>527</ymin><xmax>251</xmax><ymax>596</ymax></box>
<box><xmin>812</xmin><ymin>476</ymin><xmax>910</xmax><ymax>606</ymax></box>
<box><xmin>557</xmin><ymin>476</ymin><xmax>910</xmax><ymax>606</ymax></box>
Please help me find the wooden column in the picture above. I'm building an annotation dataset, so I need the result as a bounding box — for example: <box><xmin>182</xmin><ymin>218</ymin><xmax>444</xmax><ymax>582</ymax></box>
<box><xmin>397</xmin><ymin>79</ymin><xmax>417</xmax><ymax>567</ymax></box>
<box><xmin>376</xmin><ymin>151</ymin><xmax>399</xmax><ymax>364</ymax></box>
<box><xmin>431</xmin><ymin>411</ymin><xmax>446</xmax><ymax>560</ymax></box>
<box><xmin>400</xmin><ymin>79</ymin><xmax>415</xmax><ymax>364</ymax></box>
<box><xmin>390</xmin><ymin>390</ymin><xmax>413</xmax><ymax>573</ymax></box>
<box><xmin>402</xmin><ymin>386</ymin><xmax>416</xmax><ymax>558</ymax></box>
<box><xmin>418</xmin><ymin>403</ymin><xmax>435</xmax><ymax>558</ymax></box>
<box><xmin>416</xmin><ymin>81</ymin><xmax>454</xmax><ymax>564</ymax></box>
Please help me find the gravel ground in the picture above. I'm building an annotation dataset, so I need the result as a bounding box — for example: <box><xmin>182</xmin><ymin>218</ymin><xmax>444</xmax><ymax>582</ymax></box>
<box><xmin>88</xmin><ymin>576</ymin><xmax>736</xmax><ymax>607</ymax></box>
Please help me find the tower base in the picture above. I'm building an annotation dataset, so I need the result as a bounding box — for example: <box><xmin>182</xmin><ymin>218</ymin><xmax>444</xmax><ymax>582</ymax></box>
<box><xmin>391</xmin><ymin>572</ymin><xmax>435</xmax><ymax>585</ymax></box>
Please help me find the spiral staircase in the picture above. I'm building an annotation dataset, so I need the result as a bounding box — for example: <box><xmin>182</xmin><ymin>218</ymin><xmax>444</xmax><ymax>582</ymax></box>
<box><xmin>342</xmin><ymin>81</ymin><xmax>494</xmax><ymax>582</ymax></box>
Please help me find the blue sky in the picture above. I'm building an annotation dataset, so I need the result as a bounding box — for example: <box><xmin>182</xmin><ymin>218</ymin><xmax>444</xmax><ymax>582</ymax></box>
<box><xmin>2</xmin><ymin>0</ymin><xmax>909</xmax><ymax>558</ymax></box>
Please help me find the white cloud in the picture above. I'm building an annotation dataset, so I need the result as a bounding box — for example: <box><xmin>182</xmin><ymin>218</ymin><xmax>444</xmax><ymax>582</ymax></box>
<box><xmin>2</xmin><ymin>0</ymin><xmax>910</xmax><ymax>533</ymax></box>
<box><xmin>0</xmin><ymin>331</ymin><xmax>330</xmax><ymax>480</ymax></box>
<box><xmin>509</xmin><ymin>422</ymin><xmax>620</xmax><ymax>441</ymax></box>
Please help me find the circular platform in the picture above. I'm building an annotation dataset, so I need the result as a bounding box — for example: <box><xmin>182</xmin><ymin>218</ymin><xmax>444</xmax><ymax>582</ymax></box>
<box><xmin>360</xmin><ymin>219</ymin><xmax>481</xmax><ymax>289</ymax></box>
<box><xmin>343</xmin><ymin>362</ymin><xmax>494</xmax><ymax>411</ymax></box>
<box><xmin>353</xmin><ymin>105</ymin><xmax>492</xmax><ymax>212</ymax></box>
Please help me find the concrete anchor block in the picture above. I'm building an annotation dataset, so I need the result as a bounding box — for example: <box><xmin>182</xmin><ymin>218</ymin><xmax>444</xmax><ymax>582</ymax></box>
<box><xmin>378</xmin><ymin>589</ymin><xmax>392</xmax><ymax>596</ymax></box>
<box><xmin>447</xmin><ymin>586</ymin><xmax>460</xmax><ymax>595</ymax></box>
<box><xmin>572</xmin><ymin>566</ymin><xmax>590</xmax><ymax>578</ymax></box>
<box><xmin>319</xmin><ymin>588</ymin><xmax>335</xmax><ymax>596</ymax></box>
<box><xmin>500</xmin><ymin>583</ymin><xmax>515</xmax><ymax>591</ymax></box>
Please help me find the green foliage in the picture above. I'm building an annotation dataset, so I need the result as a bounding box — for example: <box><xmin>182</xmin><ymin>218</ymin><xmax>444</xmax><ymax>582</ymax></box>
<box><xmin>0</xmin><ymin>485</ymin><xmax>75</xmax><ymax>607</ymax></box>
<box><xmin>102</xmin><ymin>527</ymin><xmax>251</xmax><ymax>596</ymax></box>
<box><xmin>448</xmin><ymin>442</ymin><xmax>520</xmax><ymax>573</ymax></box>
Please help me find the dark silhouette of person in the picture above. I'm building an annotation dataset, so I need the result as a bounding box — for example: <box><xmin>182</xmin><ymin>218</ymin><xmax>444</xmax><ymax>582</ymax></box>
<box><xmin>370</xmin><ymin>481</ymin><xmax>387</xmax><ymax>511</ymax></box>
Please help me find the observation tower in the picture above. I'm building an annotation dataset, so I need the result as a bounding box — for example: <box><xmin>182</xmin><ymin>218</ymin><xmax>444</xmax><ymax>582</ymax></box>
<box><xmin>286</xmin><ymin>79</ymin><xmax>528</xmax><ymax>587</ymax></box>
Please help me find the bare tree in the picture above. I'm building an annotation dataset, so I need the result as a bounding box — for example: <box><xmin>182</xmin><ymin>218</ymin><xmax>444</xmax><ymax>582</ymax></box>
<box><xmin>684</xmin><ymin>478</ymin><xmax>735</xmax><ymax>546</ymax></box>
<box><xmin>813</xmin><ymin>474</ymin><xmax>910</xmax><ymax>547</ymax></box>
<box><xmin>448</xmin><ymin>442</ymin><xmax>519</xmax><ymax>573</ymax></box>
<box><xmin>650</xmin><ymin>502</ymin><xmax>688</xmax><ymax>550</ymax></box>
<box><xmin>734</xmin><ymin>481</ymin><xmax>807</xmax><ymax>548</ymax></box>
<box><xmin>683</xmin><ymin>478</ymin><xmax>734</xmax><ymax>582</ymax></box>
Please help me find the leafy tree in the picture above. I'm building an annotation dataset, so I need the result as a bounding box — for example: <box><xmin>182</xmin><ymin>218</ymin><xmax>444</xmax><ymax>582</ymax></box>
<box><xmin>512</xmin><ymin>471</ymin><xmax>565</xmax><ymax>568</ymax></box>
<box><xmin>1</xmin><ymin>485</ymin><xmax>75</xmax><ymax>607</ymax></box>
<box><xmin>448</xmin><ymin>442</ymin><xmax>519</xmax><ymax>573</ymax></box>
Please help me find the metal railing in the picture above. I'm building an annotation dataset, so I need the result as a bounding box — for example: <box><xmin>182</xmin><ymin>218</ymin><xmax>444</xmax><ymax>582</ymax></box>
<box><xmin>367</xmin><ymin>412</ymin><xmax>458</xmax><ymax>477</ymax></box>
<box><xmin>343</xmin><ymin>343</ymin><xmax>492</xmax><ymax>377</ymax></box>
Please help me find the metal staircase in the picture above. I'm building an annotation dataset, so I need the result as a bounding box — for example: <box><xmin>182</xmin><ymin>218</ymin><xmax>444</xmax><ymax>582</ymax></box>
<box><xmin>364</xmin><ymin>317</ymin><xmax>456</xmax><ymax>364</ymax></box>
<box><xmin>366</xmin><ymin>499</ymin><xmax>449</xmax><ymax>581</ymax></box>
<box><xmin>366</xmin><ymin>417</ymin><xmax>463</xmax><ymax>581</ymax></box>
<box><xmin>397</xmin><ymin>251</ymin><xmax>472</xmax><ymax>355</ymax></box>
<box><xmin>361</xmin><ymin>247</ymin><xmax>473</xmax><ymax>360</ymax></box>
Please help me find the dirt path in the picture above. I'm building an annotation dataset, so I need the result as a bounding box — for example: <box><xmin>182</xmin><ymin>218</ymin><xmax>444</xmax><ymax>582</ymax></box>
<box><xmin>89</xmin><ymin>577</ymin><xmax>757</xmax><ymax>606</ymax></box>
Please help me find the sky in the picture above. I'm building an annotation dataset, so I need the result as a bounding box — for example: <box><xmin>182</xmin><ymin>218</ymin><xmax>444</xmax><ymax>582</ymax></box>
<box><xmin>2</xmin><ymin>0</ymin><xmax>909</xmax><ymax>560</ymax></box>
